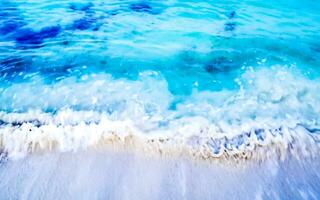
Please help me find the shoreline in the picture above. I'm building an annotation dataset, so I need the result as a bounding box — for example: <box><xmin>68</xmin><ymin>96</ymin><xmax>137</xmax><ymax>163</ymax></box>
<box><xmin>1</xmin><ymin>127</ymin><xmax>319</xmax><ymax>164</ymax></box>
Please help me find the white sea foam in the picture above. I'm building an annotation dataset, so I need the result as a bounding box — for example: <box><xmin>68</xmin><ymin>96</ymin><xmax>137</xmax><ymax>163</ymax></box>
<box><xmin>0</xmin><ymin>66</ymin><xmax>319</xmax><ymax>160</ymax></box>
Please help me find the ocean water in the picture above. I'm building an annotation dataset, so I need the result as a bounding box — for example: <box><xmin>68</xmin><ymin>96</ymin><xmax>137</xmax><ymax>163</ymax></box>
<box><xmin>0</xmin><ymin>0</ymin><xmax>320</xmax><ymax>198</ymax></box>
<box><xmin>0</xmin><ymin>0</ymin><xmax>319</xmax><ymax>158</ymax></box>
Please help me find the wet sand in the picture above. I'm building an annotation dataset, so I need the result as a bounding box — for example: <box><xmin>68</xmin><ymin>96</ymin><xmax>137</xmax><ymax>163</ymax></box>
<box><xmin>0</xmin><ymin>150</ymin><xmax>319</xmax><ymax>200</ymax></box>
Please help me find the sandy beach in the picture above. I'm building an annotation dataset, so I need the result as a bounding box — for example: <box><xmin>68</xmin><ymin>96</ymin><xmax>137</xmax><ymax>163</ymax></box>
<box><xmin>0</xmin><ymin>150</ymin><xmax>319</xmax><ymax>200</ymax></box>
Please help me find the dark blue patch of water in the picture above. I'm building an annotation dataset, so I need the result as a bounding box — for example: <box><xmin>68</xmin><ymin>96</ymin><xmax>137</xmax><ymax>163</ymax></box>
<box><xmin>69</xmin><ymin>2</ymin><xmax>93</xmax><ymax>12</ymax></box>
<box><xmin>14</xmin><ymin>28</ymin><xmax>43</xmax><ymax>45</ymax></box>
<box><xmin>227</xmin><ymin>11</ymin><xmax>236</xmax><ymax>19</ymax></box>
<box><xmin>69</xmin><ymin>3</ymin><xmax>101</xmax><ymax>32</ymax></box>
<box><xmin>129</xmin><ymin>2</ymin><xmax>154</xmax><ymax>13</ymax></box>
<box><xmin>204</xmin><ymin>57</ymin><xmax>237</xmax><ymax>73</ymax></box>
<box><xmin>71</xmin><ymin>17</ymin><xmax>97</xmax><ymax>30</ymax></box>
<box><xmin>39</xmin><ymin>25</ymin><xmax>61</xmax><ymax>38</ymax></box>
<box><xmin>224</xmin><ymin>22</ymin><xmax>236</xmax><ymax>31</ymax></box>
<box><xmin>13</xmin><ymin>25</ymin><xmax>61</xmax><ymax>48</ymax></box>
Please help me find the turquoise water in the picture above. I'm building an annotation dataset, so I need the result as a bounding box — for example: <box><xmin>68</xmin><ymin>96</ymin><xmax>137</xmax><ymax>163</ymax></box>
<box><xmin>0</xmin><ymin>0</ymin><xmax>320</xmax><ymax>199</ymax></box>
<box><xmin>0</xmin><ymin>0</ymin><xmax>320</xmax><ymax>158</ymax></box>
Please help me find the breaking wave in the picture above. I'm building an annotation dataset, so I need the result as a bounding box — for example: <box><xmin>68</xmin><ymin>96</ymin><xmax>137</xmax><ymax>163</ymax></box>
<box><xmin>1</xmin><ymin>66</ymin><xmax>319</xmax><ymax>161</ymax></box>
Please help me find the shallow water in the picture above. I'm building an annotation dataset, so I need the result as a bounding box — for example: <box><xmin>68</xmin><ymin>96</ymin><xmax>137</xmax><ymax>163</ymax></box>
<box><xmin>0</xmin><ymin>0</ymin><xmax>320</xmax><ymax>198</ymax></box>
